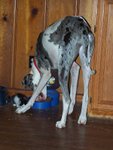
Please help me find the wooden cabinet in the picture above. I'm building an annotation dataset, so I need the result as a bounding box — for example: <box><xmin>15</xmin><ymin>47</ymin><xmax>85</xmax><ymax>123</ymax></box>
<box><xmin>89</xmin><ymin>0</ymin><xmax>113</xmax><ymax>118</ymax></box>
<box><xmin>0</xmin><ymin>0</ymin><xmax>113</xmax><ymax>118</ymax></box>
<box><xmin>0</xmin><ymin>0</ymin><xmax>80</xmax><ymax>95</ymax></box>
<box><xmin>13</xmin><ymin>0</ymin><xmax>46</xmax><ymax>88</ymax></box>
<box><xmin>14</xmin><ymin>0</ymin><xmax>79</xmax><ymax>89</ymax></box>
<box><xmin>0</xmin><ymin>0</ymin><xmax>15</xmax><ymax>87</ymax></box>
<box><xmin>46</xmin><ymin>0</ymin><xmax>78</xmax><ymax>25</ymax></box>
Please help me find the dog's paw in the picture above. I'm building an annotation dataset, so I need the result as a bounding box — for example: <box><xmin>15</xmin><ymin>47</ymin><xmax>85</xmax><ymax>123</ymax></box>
<box><xmin>16</xmin><ymin>104</ymin><xmax>30</xmax><ymax>114</ymax></box>
<box><xmin>56</xmin><ymin>121</ymin><xmax>66</xmax><ymax>128</ymax></box>
<box><xmin>78</xmin><ymin>115</ymin><xmax>87</xmax><ymax>125</ymax></box>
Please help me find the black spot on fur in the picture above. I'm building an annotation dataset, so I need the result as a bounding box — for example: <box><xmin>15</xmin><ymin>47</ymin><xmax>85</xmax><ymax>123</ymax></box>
<box><xmin>83</xmin><ymin>30</ymin><xmax>87</xmax><ymax>35</ymax></box>
<box><xmin>66</xmin><ymin>27</ymin><xmax>70</xmax><ymax>32</ymax></box>
<box><xmin>65</xmin><ymin>76</ymin><xmax>68</xmax><ymax>81</ymax></box>
<box><xmin>60</xmin><ymin>67</ymin><xmax>65</xmax><ymax>79</ymax></box>
<box><xmin>64</xmin><ymin>32</ymin><xmax>71</xmax><ymax>45</ymax></box>
<box><xmin>80</xmin><ymin>22</ymin><xmax>84</xmax><ymax>27</ymax></box>
<box><xmin>84</xmin><ymin>45</ymin><xmax>88</xmax><ymax>57</ymax></box>
<box><xmin>61</xmin><ymin>54</ymin><xmax>63</xmax><ymax>57</ymax></box>
<box><xmin>60</xmin><ymin>60</ymin><xmax>63</xmax><ymax>66</ymax></box>
<box><xmin>36</xmin><ymin>32</ymin><xmax>53</xmax><ymax>69</ymax></box>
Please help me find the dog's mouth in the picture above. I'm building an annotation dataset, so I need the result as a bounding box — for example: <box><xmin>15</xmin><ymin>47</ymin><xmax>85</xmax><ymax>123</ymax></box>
<box><xmin>36</xmin><ymin>92</ymin><xmax>46</xmax><ymax>101</ymax></box>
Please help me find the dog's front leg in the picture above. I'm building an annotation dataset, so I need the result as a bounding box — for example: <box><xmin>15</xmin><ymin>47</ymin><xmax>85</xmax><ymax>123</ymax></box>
<box><xmin>16</xmin><ymin>70</ymin><xmax>51</xmax><ymax>114</ymax></box>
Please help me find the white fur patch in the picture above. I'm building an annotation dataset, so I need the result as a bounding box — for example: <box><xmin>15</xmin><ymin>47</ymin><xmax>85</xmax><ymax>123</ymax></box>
<box><xmin>13</xmin><ymin>96</ymin><xmax>21</xmax><ymax>108</ymax></box>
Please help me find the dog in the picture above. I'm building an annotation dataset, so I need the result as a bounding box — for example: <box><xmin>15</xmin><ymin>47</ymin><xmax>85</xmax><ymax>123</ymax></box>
<box><xmin>16</xmin><ymin>16</ymin><xmax>95</xmax><ymax>128</ymax></box>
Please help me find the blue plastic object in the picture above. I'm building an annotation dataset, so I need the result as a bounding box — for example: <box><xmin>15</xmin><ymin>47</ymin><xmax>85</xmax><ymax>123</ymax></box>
<box><xmin>47</xmin><ymin>89</ymin><xmax>59</xmax><ymax>107</ymax></box>
<box><xmin>0</xmin><ymin>86</ymin><xmax>7</xmax><ymax>105</ymax></box>
<box><xmin>32</xmin><ymin>89</ymin><xmax>59</xmax><ymax>110</ymax></box>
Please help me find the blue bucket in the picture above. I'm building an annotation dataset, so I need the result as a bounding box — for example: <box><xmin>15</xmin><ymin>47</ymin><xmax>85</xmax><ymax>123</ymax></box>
<box><xmin>0</xmin><ymin>86</ymin><xmax>7</xmax><ymax>105</ymax></box>
<box><xmin>32</xmin><ymin>89</ymin><xmax>59</xmax><ymax>110</ymax></box>
<box><xmin>47</xmin><ymin>89</ymin><xmax>59</xmax><ymax>107</ymax></box>
<box><xmin>32</xmin><ymin>99</ymin><xmax>51</xmax><ymax>110</ymax></box>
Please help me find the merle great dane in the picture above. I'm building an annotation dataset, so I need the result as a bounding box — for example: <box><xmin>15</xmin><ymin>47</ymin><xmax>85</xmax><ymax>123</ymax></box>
<box><xmin>16</xmin><ymin>16</ymin><xmax>95</xmax><ymax>128</ymax></box>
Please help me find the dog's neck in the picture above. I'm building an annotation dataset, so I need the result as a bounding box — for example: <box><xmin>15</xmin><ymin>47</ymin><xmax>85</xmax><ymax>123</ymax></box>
<box><xmin>33</xmin><ymin>58</ymin><xmax>41</xmax><ymax>74</ymax></box>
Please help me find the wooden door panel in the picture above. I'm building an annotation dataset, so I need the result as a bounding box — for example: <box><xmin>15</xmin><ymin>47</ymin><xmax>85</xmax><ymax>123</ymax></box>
<box><xmin>0</xmin><ymin>0</ymin><xmax>83</xmax><ymax>97</ymax></box>
<box><xmin>46</xmin><ymin>0</ymin><xmax>78</xmax><ymax>26</ymax></box>
<box><xmin>101</xmin><ymin>3</ymin><xmax>113</xmax><ymax>103</ymax></box>
<box><xmin>0</xmin><ymin>0</ymin><xmax>15</xmax><ymax>87</ymax></box>
<box><xmin>90</xmin><ymin>0</ymin><xmax>113</xmax><ymax>116</ymax></box>
<box><xmin>46</xmin><ymin>0</ymin><xmax>83</xmax><ymax>97</ymax></box>
<box><xmin>13</xmin><ymin>0</ymin><xmax>46</xmax><ymax>88</ymax></box>
<box><xmin>3</xmin><ymin>0</ymin><xmax>81</xmax><ymax>96</ymax></box>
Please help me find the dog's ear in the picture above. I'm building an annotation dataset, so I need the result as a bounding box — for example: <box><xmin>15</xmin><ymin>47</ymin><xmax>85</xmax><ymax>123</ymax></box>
<box><xmin>22</xmin><ymin>74</ymin><xmax>33</xmax><ymax>90</ymax></box>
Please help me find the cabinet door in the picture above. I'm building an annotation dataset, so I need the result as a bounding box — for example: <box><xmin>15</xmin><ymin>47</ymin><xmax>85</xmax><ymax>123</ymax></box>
<box><xmin>46</xmin><ymin>0</ymin><xmax>78</xmax><ymax>25</ymax></box>
<box><xmin>13</xmin><ymin>0</ymin><xmax>46</xmax><ymax>88</ymax></box>
<box><xmin>89</xmin><ymin>0</ymin><xmax>113</xmax><ymax>117</ymax></box>
<box><xmin>0</xmin><ymin>0</ymin><xmax>15</xmax><ymax>87</ymax></box>
<box><xmin>13</xmin><ymin>0</ymin><xmax>79</xmax><ymax>90</ymax></box>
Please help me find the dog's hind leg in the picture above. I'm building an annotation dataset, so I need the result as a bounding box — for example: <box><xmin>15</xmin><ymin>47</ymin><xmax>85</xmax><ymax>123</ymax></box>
<box><xmin>77</xmin><ymin>60</ymin><xmax>91</xmax><ymax>124</ymax></box>
<box><xmin>16</xmin><ymin>69</ymin><xmax>51</xmax><ymax>114</ymax></box>
<box><xmin>56</xmin><ymin>63</ymin><xmax>71</xmax><ymax>128</ymax></box>
<box><xmin>68</xmin><ymin>62</ymin><xmax>80</xmax><ymax>115</ymax></box>
<box><xmin>78</xmin><ymin>34</ymin><xmax>94</xmax><ymax>124</ymax></box>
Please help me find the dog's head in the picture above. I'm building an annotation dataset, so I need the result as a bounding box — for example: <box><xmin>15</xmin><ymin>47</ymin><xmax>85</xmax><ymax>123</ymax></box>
<box><xmin>22</xmin><ymin>59</ymin><xmax>41</xmax><ymax>91</ymax></box>
<box><xmin>22</xmin><ymin>73</ymin><xmax>34</xmax><ymax>90</ymax></box>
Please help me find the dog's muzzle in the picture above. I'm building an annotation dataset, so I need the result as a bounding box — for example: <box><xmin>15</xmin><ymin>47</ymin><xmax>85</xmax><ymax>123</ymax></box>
<box><xmin>22</xmin><ymin>74</ymin><xmax>34</xmax><ymax>90</ymax></box>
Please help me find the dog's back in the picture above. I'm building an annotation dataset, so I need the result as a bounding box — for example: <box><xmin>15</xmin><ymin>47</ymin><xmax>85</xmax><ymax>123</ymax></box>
<box><xmin>35</xmin><ymin>16</ymin><xmax>93</xmax><ymax>70</ymax></box>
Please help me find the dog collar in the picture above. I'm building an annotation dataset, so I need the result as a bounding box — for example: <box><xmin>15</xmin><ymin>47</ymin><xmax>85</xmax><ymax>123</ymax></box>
<box><xmin>33</xmin><ymin>58</ymin><xmax>41</xmax><ymax>74</ymax></box>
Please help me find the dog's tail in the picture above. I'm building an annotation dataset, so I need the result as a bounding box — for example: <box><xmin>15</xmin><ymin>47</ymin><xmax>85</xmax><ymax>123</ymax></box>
<box><xmin>86</xmin><ymin>32</ymin><xmax>96</xmax><ymax>75</ymax></box>
<box><xmin>87</xmin><ymin>32</ymin><xmax>95</xmax><ymax>65</ymax></box>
